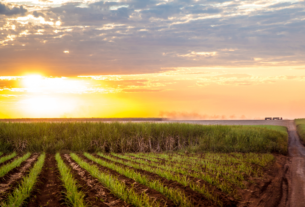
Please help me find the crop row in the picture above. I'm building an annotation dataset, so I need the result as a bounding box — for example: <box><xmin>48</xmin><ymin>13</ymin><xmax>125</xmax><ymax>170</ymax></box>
<box><xmin>84</xmin><ymin>153</ymin><xmax>192</xmax><ymax>206</ymax></box>
<box><xmin>0</xmin><ymin>152</ymin><xmax>17</xmax><ymax>165</ymax></box>
<box><xmin>0</xmin><ymin>151</ymin><xmax>275</xmax><ymax>207</ymax></box>
<box><xmin>127</xmin><ymin>152</ymin><xmax>274</xmax><ymax>188</ymax></box>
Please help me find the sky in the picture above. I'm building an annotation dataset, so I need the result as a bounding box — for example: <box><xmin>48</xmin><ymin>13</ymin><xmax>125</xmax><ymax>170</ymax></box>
<box><xmin>0</xmin><ymin>0</ymin><xmax>305</xmax><ymax>119</ymax></box>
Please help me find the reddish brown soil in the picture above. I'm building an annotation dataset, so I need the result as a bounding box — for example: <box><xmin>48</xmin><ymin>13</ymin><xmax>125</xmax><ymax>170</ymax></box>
<box><xmin>26</xmin><ymin>154</ymin><xmax>66</xmax><ymax>207</ymax></box>
<box><xmin>62</xmin><ymin>154</ymin><xmax>128</xmax><ymax>207</ymax></box>
<box><xmin>0</xmin><ymin>154</ymin><xmax>39</xmax><ymax>201</ymax></box>
<box><xmin>124</xmin><ymin>154</ymin><xmax>237</xmax><ymax>204</ymax></box>
<box><xmin>78</xmin><ymin>154</ymin><xmax>177</xmax><ymax>207</ymax></box>
<box><xmin>0</xmin><ymin>153</ymin><xmax>290</xmax><ymax>207</ymax></box>
<box><xmin>105</xmin><ymin>153</ymin><xmax>290</xmax><ymax>207</ymax></box>
<box><xmin>94</xmin><ymin>154</ymin><xmax>218</xmax><ymax>207</ymax></box>
<box><xmin>237</xmin><ymin>154</ymin><xmax>289</xmax><ymax>207</ymax></box>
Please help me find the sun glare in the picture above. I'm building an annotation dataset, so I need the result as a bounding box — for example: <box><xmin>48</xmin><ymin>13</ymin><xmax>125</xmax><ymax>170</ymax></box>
<box><xmin>23</xmin><ymin>96</ymin><xmax>59</xmax><ymax>113</ymax></box>
<box><xmin>19</xmin><ymin>96</ymin><xmax>76</xmax><ymax>117</ymax></box>
<box><xmin>23</xmin><ymin>75</ymin><xmax>44</xmax><ymax>90</ymax></box>
<box><xmin>22</xmin><ymin>75</ymin><xmax>88</xmax><ymax>94</ymax></box>
<box><xmin>19</xmin><ymin>75</ymin><xmax>87</xmax><ymax>117</ymax></box>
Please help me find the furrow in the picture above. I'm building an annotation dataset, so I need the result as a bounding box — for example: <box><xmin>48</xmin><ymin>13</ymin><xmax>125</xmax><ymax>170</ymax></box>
<box><xmin>62</xmin><ymin>154</ymin><xmax>127</xmax><ymax>207</ymax></box>
<box><xmin>1</xmin><ymin>153</ymin><xmax>45</xmax><ymax>207</ymax></box>
<box><xmin>130</xmin><ymin>153</ymin><xmax>241</xmax><ymax>189</ymax></box>
<box><xmin>0</xmin><ymin>152</ymin><xmax>17</xmax><ymax>165</ymax></box>
<box><xmin>0</xmin><ymin>153</ymin><xmax>38</xmax><ymax>201</ymax></box>
<box><xmin>132</xmin><ymin>153</ymin><xmax>248</xmax><ymax>187</ymax></box>
<box><xmin>110</xmin><ymin>153</ymin><xmax>224</xmax><ymax>203</ymax></box>
<box><xmin>84</xmin><ymin>153</ymin><xmax>187</xmax><ymax>207</ymax></box>
<box><xmin>0</xmin><ymin>153</ymin><xmax>18</xmax><ymax>168</ymax></box>
<box><xmin>0</xmin><ymin>153</ymin><xmax>32</xmax><ymax>179</ymax></box>
<box><xmin>97</xmin><ymin>153</ymin><xmax>224</xmax><ymax>207</ymax></box>
<box><xmin>55</xmin><ymin>153</ymin><xmax>86</xmax><ymax>207</ymax></box>
<box><xmin>126</xmin><ymin>154</ymin><xmax>237</xmax><ymax>202</ymax></box>
<box><xmin>27</xmin><ymin>154</ymin><xmax>67</xmax><ymax>207</ymax></box>
<box><xmin>70</xmin><ymin>153</ymin><xmax>159</xmax><ymax>207</ymax></box>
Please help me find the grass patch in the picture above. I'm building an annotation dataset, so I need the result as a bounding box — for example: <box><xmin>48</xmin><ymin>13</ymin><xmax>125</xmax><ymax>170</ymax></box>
<box><xmin>0</xmin><ymin>122</ymin><xmax>288</xmax><ymax>154</ymax></box>
<box><xmin>55</xmin><ymin>153</ymin><xmax>86</xmax><ymax>207</ymax></box>
<box><xmin>295</xmin><ymin>119</ymin><xmax>305</xmax><ymax>143</ymax></box>
<box><xmin>1</xmin><ymin>153</ymin><xmax>45</xmax><ymax>207</ymax></box>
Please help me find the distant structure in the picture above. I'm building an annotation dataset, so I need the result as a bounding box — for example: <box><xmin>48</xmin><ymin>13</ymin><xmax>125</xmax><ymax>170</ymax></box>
<box><xmin>272</xmin><ymin>117</ymin><xmax>283</xmax><ymax>120</ymax></box>
<box><xmin>265</xmin><ymin>117</ymin><xmax>283</xmax><ymax>120</ymax></box>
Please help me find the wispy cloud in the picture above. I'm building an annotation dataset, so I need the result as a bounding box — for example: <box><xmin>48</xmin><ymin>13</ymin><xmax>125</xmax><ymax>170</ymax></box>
<box><xmin>0</xmin><ymin>0</ymin><xmax>304</xmax><ymax>75</ymax></box>
<box><xmin>0</xmin><ymin>3</ymin><xmax>27</xmax><ymax>16</ymax></box>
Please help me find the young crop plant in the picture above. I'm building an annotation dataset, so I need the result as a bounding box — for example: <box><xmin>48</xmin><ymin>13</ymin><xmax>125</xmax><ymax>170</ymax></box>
<box><xmin>55</xmin><ymin>153</ymin><xmax>86</xmax><ymax>207</ymax></box>
<box><xmin>136</xmin><ymin>152</ymin><xmax>274</xmax><ymax>184</ymax></box>
<box><xmin>70</xmin><ymin>153</ymin><xmax>158</xmax><ymax>207</ymax></box>
<box><xmin>0</xmin><ymin>152</ymin><xmax>17</xmax><ymax>164</ymax></box>
<box><xmin>0</xmin><ymin>153</ymin><xmax>31</xmax><ymax>178</ymax></box>
<box><xmin>85</xmin><ymin>153</ymin><xmax>193</xmax><ymax>207</ymax></box>
<box><xmin>172</xmin><ymin>152</ymin><xmax>274</xmax><ymax>177</ymax></box>
<box><xmin>104</xmin><ymin>153</ymin><xmax>223</xmax><ymax>206</ymax></box>
<box><xmin>135</xmin><ymin>152</ymin><xmax>271</xmax><ymax>189</ymax></box>
<box><xmin>131</xmin><ymin>153</ymin><xmax>245</xmax><ymax>188</ymax></box>
<box><xmin>1</xmin><ymin>153</ymin><xmax>45</xmax><ymax>207</ymax></box>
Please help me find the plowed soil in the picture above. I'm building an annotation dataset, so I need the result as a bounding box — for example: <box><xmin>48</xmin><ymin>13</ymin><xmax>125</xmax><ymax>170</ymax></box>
<box><xmin>237</xmin><ymin>154</ymin><xmax>289</xmax><ymax>207</ymax></box>
<box><xmin>27</xmin><ymin>154</ymin><xmax>66</xmax><ymax>207</ymax></box>
<box><xmin>78</xmin><ymin>154</ymin><xmax>177</xmax><ymax>207</ymax></box>
<box><xmin>124</xmin><ymin>154</ymin><xmax>236</xmax><ymax>205</ymax></box>
<box><xmin>0</xmin><ymin>155</ymin><xmax>19</xmax><ymax>168</ymax></box>
<box><xmin>62</xmin><ymin>154</ymin><xmax>128</xmax><ymax>207</ymax></box>
<box><xmin>104</xmin><ymin>153</ymin><xmax>289</xmax><ymax>207</ymax></box>
<box><xmin>95</xmin><ymin>154</ymin><xmax>217</xmax><ymax>207</ymax></box>
<box><xmin>0</xmin><ymin>154</ymin><xmax>39</xmax><ymax>201</ymax></box>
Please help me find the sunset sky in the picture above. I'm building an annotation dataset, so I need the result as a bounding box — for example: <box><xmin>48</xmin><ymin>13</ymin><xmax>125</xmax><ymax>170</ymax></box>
<box><xmin>0</xmin><ymin>0</ymin><xmax>305</xmax><ymax>119</ymax></box>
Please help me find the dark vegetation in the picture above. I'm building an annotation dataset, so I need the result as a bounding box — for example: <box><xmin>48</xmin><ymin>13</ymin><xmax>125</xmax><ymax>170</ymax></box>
<box><xmin>295</xmin><ymin>119</ymin><xmax>305</xmax><ymax>144</ymax></box>
<box><xmin>0</xmin><ymin>122</ymin><xmax>288</xmax><ymax>154</ymax></box>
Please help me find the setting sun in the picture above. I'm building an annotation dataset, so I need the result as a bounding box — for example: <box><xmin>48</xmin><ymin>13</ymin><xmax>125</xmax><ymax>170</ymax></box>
<box><xmin>16</xmin><ymin>75</ymin><xmax>91</xmax><ymax>117</ymax></box>
<box><xmin>18</xmin><ymin>95</ymin><xmax>77</xmax><ymax>117</ymax></box>
<box><xmin>0</xmin><ymin>0</ymin><xmax>305</xmax><ymax>120</ymax></box>
<box><xmin>22</xmin><ymin>75</ymin><xmax>44</xmax><ymax>89</ymax></box>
